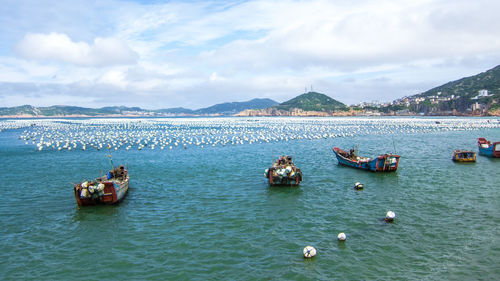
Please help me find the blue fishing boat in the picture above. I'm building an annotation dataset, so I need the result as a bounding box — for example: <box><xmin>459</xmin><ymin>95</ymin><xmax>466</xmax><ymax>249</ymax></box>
<box><xmin>332</xmin><ymin>147</ymin><xmax>400</xmax><ymax>172</ymax></box>
<box><xmin>477</xmin><ymin>138</ymin><xmax>500</xmax><ymax>158</ymax></box>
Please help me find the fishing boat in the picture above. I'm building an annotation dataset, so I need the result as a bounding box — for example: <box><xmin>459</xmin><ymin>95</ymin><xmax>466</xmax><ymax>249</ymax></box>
<box><xmin>452</xmin><ymin>150</ymin><xmax>476</xmax><ymax>162</ymax></box>
<box><xmin>74</xmin><ymin>165</ymin><xmax>129</xmax><ymax>206</ymax></box>
<box><xmin>332</xmin><ymin>147</ymin><xmax>400</xmax><ymax>172</ymax></box>
<box><xmin>264</xmin><ymin>155</ymin><xmax>303</xmax><ymax>186</ymax></box>
<box><xmin>477</xmin><ymin>138</ymin><xmax>500</xmax><ymax>158</ymax></box>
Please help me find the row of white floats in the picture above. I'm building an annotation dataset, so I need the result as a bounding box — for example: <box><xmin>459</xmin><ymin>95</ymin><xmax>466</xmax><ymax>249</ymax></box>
<box><xmin>2</xmin><ymin>117</ymin><xmax>497</xmax><ymax>152</ymax></box>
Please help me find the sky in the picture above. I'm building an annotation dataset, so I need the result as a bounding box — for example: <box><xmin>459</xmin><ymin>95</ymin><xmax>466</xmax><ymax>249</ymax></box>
<box><xmin>1</xmin><ymin>0</ymin><xmax>500</xmax><ymax>109</ymax></box>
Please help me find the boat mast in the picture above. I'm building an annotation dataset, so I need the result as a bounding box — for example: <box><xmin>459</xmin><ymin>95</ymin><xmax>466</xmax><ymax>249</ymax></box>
<box><xmin>107</xmin><ymin>144</ymin><xmax>114</xmax><ymax>170</ymax></box>
<box><xmin>392</xmin><ymin>135</ymin><xmax>397</xmax><ymax>154</ymax></box>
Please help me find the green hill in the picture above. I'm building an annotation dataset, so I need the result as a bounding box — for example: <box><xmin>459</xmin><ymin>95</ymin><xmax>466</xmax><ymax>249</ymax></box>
<box><xmin>196</xmin><ymin>98</ymin><xmax>278</xmax><ymax>115</ymax></box>
<box><xmin>411</xmin><ymin>65</ymin><xmax>500</xmax><ymax>113</ymax></box>
<box><xmin>39</xmin><ymin>105</ymin><xmax>104</xmax><ymax>116</ymax></box>
<box><xmin>0</xmin><ymin>105</ymin><xmax>148</xmax><ymax>116</ymax></box>
<box><xmin>274</xmin><ymin>92</ymin><xmax>347</xmax><ymax>112</ymax></box>
<box><xmin>419</xmin><ymin>65</ymin><xmax>500</xmax><ymax>99</ymax></box>
<box><xmin>0</xmin><ymin>105</ymin><xmax>38</xmax><ymax>116</ymax></box>
<box><xmin>0</xmin><ymin>99</ymin><xmax>279</xmax><ymax>117</ymax></box>
<box><xmin>154</xmin><ymin>107</ymin><xmax>195</xmax><ymax>115</ymax></box>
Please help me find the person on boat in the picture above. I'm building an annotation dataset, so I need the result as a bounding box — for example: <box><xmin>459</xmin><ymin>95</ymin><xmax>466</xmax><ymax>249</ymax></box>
<box><xmin>109</xmin><ymin>165</ymin><xmax>126</xmax><ymax>180</ymax></box>
<box><xmin>279</xmin><ymin>156</ymin><xmax>286</xmax><ymax>165</ymax></box>
<box><xmin>116</xmin><ymin>165</ymin><xmax>125</xmax><ymax>179</ymax></box>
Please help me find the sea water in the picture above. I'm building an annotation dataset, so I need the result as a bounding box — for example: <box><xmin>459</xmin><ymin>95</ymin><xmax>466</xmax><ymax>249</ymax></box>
<box><xmin>0</xmin><ymin>117</ymin><xmax>499</xmax><ymax>280</ymax></box>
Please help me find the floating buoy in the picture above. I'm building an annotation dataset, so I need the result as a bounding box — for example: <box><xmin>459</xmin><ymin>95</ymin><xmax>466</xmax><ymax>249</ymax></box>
<box><xmin>354</xmin><ymin>182</ymin><xmax>364</xmax><ymax>190</ymax></box>
<box><xmin>338</xmin><ymin>232</ymin><xmax>346</xmax><ymax>241</ymax></box>
<box><xmin>303</xmin><ymin>246</ymin><xmax>316</xmax><ymax>258</ymax></box>
<box><xmin>385</xmin><ymin>211</ymin><xmax>396</xmax><ymax>222</ymax></box>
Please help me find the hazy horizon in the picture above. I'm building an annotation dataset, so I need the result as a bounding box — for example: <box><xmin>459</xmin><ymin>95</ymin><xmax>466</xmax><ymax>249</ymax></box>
<box><xmin>1</xmin><ymin>0</ymin><xmax>500</xmax><ymax>109</ymax></box>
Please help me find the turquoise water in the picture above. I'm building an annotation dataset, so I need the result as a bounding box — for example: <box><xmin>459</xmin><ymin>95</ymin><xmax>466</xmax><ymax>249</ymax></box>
<box><xmin>0</xmin><ymin>117</ymin><xmax>499</xmax><ymax>280</ymax></box>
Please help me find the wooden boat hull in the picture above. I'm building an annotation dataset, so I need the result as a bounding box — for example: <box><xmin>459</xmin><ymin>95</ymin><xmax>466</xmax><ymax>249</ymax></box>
<box><xmin>74</xmin><ymin>172</ymin><xmax>129</xmax><ymax>206</ymax></box>
<box><xmin>452</xmin><ymin>158</ymin><xmax>476</xmax><ymax>162</ymax></box>
<box><xmin>477</xmin><ymin>138</ymin><xmax>500</xmax><ymax>158</ymax></box>
<box><xmin>333</xmin><ymin>147</ymin><xmax>400</xmax><ymax>172</ymax></box>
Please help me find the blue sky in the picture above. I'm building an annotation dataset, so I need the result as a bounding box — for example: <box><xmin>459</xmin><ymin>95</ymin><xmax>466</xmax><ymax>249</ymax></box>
<box><xmin>1</xmin><ymin>0</ymin><xmax>500</xmax><ymax>109</ymax></box>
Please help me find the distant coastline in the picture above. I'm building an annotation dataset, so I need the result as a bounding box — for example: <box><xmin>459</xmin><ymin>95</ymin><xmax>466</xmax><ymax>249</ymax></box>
<box><xmin>235</xmin><ymin>108</ymin><xmax>500</xmax><ymax>117</ymax></box>
<box><xmin>2</xmin><ymin>109</ymin><xmax>498</xmax><ymax>118</ymax></box>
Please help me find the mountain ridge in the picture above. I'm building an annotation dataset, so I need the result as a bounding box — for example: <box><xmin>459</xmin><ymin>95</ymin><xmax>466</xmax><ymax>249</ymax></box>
<box><xmin>236</xmin><ymin>92</ymin><xmax>349</xmax><ymax>116</ymax></box>
<box><xmin>382</xmin><ymin>64</ymin><xmax>500</xmax><ymax>115</ymax></box>
<box><xmin>0</xmin><ymin>98</ymin><xmax>278</xmax><ymax>117</ymax></box>
<box><xmin>274</xmin><ymin>92</ymin><xmax>347</xmax><ymax>111</ymax></box>
<box><xmin>196</xmin><ymin>98</ymin><xmax>278</xmax><ymax>115</ymax></box>
<box><xmin>418</xmin><ymin>65</ymin><xmax>500</xmax><ymax>98</ymax></box>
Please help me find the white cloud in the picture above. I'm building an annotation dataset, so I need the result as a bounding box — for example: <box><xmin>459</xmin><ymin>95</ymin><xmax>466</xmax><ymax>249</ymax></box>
<box><xmin>98</xmin><ymin>69</ymin><xmax>128</xmax><ymax>88</ymax></box>
<box><xmin>15</xmin><ymin>32</ymin><xmax>138</xmax><ymax>66</ymax></box>
<box><xmin>0</xmin><ymin>57</ymin><xmax>58</xmax><ymax>82</ymax></box>
<box><xmin>2</xmin><ymin>0</ymin><xmax>500</xmax><ymax>108</ymax></box>
<box><xmin>195</xmin><ymin>0</ymin><xmax>500</xmax><ymax>72</ymax></box>
<box><xmin>209</xmin><ymin>72</ymin><xmax>227</xmax><ymax>82</ymax></box>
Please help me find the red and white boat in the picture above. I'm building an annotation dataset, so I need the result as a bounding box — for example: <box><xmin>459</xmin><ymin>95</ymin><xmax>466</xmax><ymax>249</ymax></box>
<box><xmin>74</xmin><ymin>165</ymin><xmax>129</xmax><ymax>206</ymax></box>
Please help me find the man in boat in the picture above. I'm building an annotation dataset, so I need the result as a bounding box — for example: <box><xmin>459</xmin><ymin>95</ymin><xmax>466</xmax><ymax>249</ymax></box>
<box><xmin>349</xmin><ymin>149</ymin><xmax>355</xmax><ymax>159</ymax></box>
<box><xmin>109</xmin><ymin>165</ymin><xmax>126</xmax><ymax>180</ymax></box>
<box><xmin>278</xmin><ymin>156</ymin><xmax>285</xmax><ymax>165</ymax></box>
<box><xmin>116</xmin><ymin>165</ymin><xmax>125</xmax><ymax>179</ymax></box>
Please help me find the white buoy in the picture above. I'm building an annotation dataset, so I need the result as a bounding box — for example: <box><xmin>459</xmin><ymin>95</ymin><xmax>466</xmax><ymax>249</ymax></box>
<box><xmin>385</xmin><ymin>211</ymin><xmax>396</xmax><ymax>222</ymax></box>
<box><xmin>354</xmin><ymin>182</ymin><xmax>364</xmax><ymax>190</ymax></box>
<box><xmin>338</xmin><ymin>232</ymin><xmax>346</xmax><ymax>241</ymax></box>
<box><xmin>303</xmin><ymin>246</ymin><xmax>316</xmax><ymax>258</ymax></box>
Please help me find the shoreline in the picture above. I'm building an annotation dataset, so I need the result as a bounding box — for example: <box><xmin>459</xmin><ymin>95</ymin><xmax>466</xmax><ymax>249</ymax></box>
<box><xmin>1</xmin><ymin>113</ymin><xmax>499</xmax><ymax>119</ymax></box>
